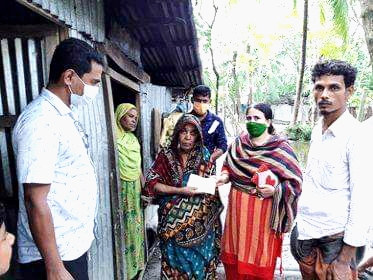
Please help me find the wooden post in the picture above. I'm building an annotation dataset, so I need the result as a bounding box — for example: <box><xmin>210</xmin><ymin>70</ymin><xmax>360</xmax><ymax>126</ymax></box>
<box><xmin>101</xmin><ymin>72</ymin><xmax>127</xmax><ymax>280</ymax></box>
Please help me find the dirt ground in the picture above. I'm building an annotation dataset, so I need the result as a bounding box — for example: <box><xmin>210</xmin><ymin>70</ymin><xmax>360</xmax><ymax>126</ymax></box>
<box><xmin>142</xmin><ymin>237</ymin><xmax>302</xmax><ymax>280</ymax></box>
<box><xmin>142</xmin><ymin>244</ymin><xmax>226</xmax><ymax>280</ymax></box>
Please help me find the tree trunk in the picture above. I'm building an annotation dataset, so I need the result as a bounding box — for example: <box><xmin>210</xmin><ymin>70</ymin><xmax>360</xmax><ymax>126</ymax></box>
<box><xmin>231</xmin><ymin>51</ymin><xmax>240</xmax><ymax>118</ymax></box>
<box><xmin>210</xmin><ymin>47</ymin><xmax>220</xmax><ymax>114</ymax></box>
<box><xmin>246</xmin><ymin>43</ymin><xmax>253</xmax><ymax>106</ymax></box>
<box><xmin>359</xmin><ymin>0</ymin><xmax>373</xmax><ymax>71</ymax></box>
<box><xmin>292</xmin><ymin>0</ymin><xmax>309</xmax><ymax>125</ymax></box>
<box><xmin>358</xmin><ymin>0</ymin><xmax>373</xmax><ymax>122</ymax></box>
<box><xmin>199</xmin><ymin>1</ymin><xmax>219</xmax><ymax>115</ymax></box>
<box><xmin>247</xmin><ymin>74</ymin><xmax>253</xmax><ymax>106</ymax></box>
<box><xmin>358</xmin><ymin>90</ymin><xmax>368</xmax><ymax>121</ymax></box>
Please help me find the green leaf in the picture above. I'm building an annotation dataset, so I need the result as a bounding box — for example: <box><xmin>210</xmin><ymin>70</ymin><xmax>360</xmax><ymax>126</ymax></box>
<box><xmin>326</xmin><ymin>0</ymin><xmax>349</xmax><ymax>44</ymax></box>
<box><xmin>319</xmin><ymin>3</ymin><xmax>326</xmax><ymax>24</ymax></box>
<box><xmin>293</xmin><ymin>0</ymin><xmax>297</xmax><ymax>10</ymax></box>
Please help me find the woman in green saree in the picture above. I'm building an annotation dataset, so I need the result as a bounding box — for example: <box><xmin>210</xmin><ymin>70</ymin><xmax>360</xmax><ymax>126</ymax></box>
<box><xmin>115</xmin><ymin>103</ymin><xmax>145</xmax><ymax>280</ymax></box>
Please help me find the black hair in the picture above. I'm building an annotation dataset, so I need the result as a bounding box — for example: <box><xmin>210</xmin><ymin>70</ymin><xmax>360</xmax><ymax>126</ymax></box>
<box><xmin>192</xmin><ymin>85</ymin><xmax>211</xmax><ymax>99</ymax></box>
<box><xmin>48</xmin><ymin>38</ymin><xmax>104</xmax><ymax>84</ymax></box>
<box><xmin>311</xmin><ymin>60</ymin><xmax>357</xmax><ymax>88</ymax></box>
<box><xmin>0</xmin><ymin>202</ymin><xmax>5</xmax><ymax>227</ymax></box>
<box><xmin>246</xmin><ymin>103</ymin><xmax>275</xmax><ymax>134</ymax></box>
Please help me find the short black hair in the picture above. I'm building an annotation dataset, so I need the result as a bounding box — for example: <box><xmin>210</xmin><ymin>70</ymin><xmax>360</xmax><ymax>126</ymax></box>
<box><xmin>311</xmin><ymin>60</ymin><xmax>357</xmax><ymax>88</ymax></box>
<box><xmin>247</xmin><ymin>103</ymin><xmax>275</xmax><ymax>134</ymax></box>
<box><xmin>48</xmin><ymin>38</ymin><xmax>104</xmax><ymax>84</ymax></box>
<box><xmin>192</xmin><ymin>85</ymin><xmax>211</xmax><ymax>99</ymax></box>
<box><xmin>0</xmin><ymin>202</ymin><xmax>5</xmax><ymax>227</ymax></box>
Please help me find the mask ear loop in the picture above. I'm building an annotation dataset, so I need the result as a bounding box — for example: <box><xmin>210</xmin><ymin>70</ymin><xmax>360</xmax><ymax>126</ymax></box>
<box><xmin>67</xmin><ymin>84</ymin><xmax>74</xmax><ymax>95</ymax></box>
<box><xmin>75</xmin><ymin>73</ymin><xmax>89</xmax><ymax>87</ymax></box>
<box><xmin>66</xmin><ymin>69</ymin><xmax>78</xmax><ymax>96</ymax></box>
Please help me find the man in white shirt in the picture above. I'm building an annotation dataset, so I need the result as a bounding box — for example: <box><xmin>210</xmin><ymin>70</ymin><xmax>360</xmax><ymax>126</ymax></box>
<box><xmin>290</xmin><ymin>60</ymin><xmax>371</xmax><ymax>279</ymax></box>
<box><xmin>12</xmin><ymin>38</ymin><xmax>104</xmax><ymax>280</ymax></box>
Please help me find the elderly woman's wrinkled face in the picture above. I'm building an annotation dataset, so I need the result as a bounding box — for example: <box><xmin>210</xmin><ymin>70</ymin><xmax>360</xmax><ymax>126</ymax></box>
<box><xmin>178</xmin><ymin>123</ymin><xmax>198</xmax><ymax>153</ymax></box>
<box><xmin>120</xmin><ymin>108</ymin><xmax>138</xmax><ymax>132</ymax></box>
<box><xmin>0</xmin><ymin>223</ymin><xmax>15</xmax><ymax>275</ymax></box>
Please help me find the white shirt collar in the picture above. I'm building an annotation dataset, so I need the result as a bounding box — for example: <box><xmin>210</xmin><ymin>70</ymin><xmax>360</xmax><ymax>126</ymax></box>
<box><xmin>321</xmin><ymin>110</ymin><xmax>353</xmax><ymax>138</ymax></box>
<box><xmin>40</xmin><ymin>88</ymin><xmax>72</xmax><ymax>116</ymax></box>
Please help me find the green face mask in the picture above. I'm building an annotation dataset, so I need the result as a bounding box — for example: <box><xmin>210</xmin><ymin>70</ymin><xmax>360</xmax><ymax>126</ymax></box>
<box><xmin>246</xmin><ymin>122</ymin><xmax>267</xmax><ymax>137</ymax></box>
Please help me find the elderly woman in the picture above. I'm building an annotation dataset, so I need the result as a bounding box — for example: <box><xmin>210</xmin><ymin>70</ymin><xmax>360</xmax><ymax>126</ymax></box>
<box><xmin>144</xmin><ymin>114</ymin><xmax>223</xmax><ymax>280</ymax></box>
<box><xmin>115</xmin><ymin>103</ymin><xmax>145</xmax><ymax>280</ymax></box>
<box><xmin>216</xmin><ymin>103</ymin><xmax>302</xmax><ymax>280</ymax></box>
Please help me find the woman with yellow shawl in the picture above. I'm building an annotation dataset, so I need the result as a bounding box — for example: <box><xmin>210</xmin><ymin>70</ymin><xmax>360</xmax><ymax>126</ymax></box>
<box><xmin>115</xmin><ymin>103</ymin><xmax>145</xmax><ymax>280</ymax></box>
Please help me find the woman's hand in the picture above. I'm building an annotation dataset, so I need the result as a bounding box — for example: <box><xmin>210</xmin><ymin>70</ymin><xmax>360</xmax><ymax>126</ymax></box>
<box><xmin>257</xmin><ymin>184</ymin><xmax>275</xmax><ymax>198</ymax></box>
<box><xmin>181</xmin><ymin>186</ymin><xmax>198</xmax><ymax>196</ymax></box>
<box><xmin>216</xmin><ymin>174</ymin><xmax>229</xmax><ymax>187</ymax></box>
<box><xmin>141</xmin><ymin>195</ymin><xmax>153</xmax><ymax>208</ymax></box>
<box><xmin>358</xmin><ymin>256</ymin><xmax>373</xmax><ymax>273</ymax></box>
<box><xmin>154</xmin><ymin>183</ymin><xmax>197</xmax><ymax>196</ymax></box>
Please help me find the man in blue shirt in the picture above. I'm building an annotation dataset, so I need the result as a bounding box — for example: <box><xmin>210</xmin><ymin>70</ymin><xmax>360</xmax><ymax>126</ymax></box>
<box><xmin>191</xmin><ymin>85</ymin><xmax>227</xmax><ymax>165</ymax></box>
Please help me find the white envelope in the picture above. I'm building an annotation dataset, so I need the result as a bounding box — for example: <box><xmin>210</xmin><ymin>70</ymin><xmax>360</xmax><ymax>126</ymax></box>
<box><xmin>187</xmin><ymin>174</ymin><xmax>216</xmax><ymax>195</ymax></box>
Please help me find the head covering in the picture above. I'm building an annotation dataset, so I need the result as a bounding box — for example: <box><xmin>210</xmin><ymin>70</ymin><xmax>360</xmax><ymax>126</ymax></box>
<box><xmin>115</xmin><ymin>103</ymin><xmax>141</xmax><ymax>181</ymax></box>
<box><xmin>115</xmin><ymin>103</ymin><xmax>137</xmax><ymax>139</ymax></box>
<box><xmin>170</xmin><ymin>114</ymin><xmax>204</xmax><ymax>153</ymax></box>
<box><xmin>145</xmin><ymin>114</ymin><xmax>210</xmax><ymax>196</ymax></box>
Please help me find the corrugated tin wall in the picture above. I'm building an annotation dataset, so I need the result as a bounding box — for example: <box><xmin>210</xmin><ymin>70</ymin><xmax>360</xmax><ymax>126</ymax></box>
<box><xmin>18</xmin><ymin>0</ymin><xmax>105</xmax><ymax>42</ymax></box>
<box><xmin>139</xmin><ymin>83</ymin><xmax>172</xmax><ymax>172</ymax></box>
<box><xmin>139</xmin><ymin>83</ymin><xmax>172</xmax><ymax>231</ymax></box>
<box><xmin>0</xmin><ymin>37</ymin><xmax>45</xmax><ymax>197</ymax></box>
<box><xmin>74</xmin><ymin>92</ymin><xmax>115</xmax><ymax>280</ymax></box>
<box><xmin>65</xmin><ymin>31</ymin><xmax>115</xmax><ymax>278</ymax></box>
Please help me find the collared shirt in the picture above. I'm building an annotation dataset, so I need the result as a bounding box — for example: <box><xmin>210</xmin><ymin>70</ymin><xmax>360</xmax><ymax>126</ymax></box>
<box><xmin>192</xmin><ymin>110</ymin><xmax>227</xmax><ymax>155</ymax></box>
<box><xmin>12</xmin><ymin>88</ymin><xmax>98</xmax><ymax>263</ymax></box>
<box><xmin>297</xmin><ymin>111</ymin><xmax>371</xmax><ymax>247</ymax></box>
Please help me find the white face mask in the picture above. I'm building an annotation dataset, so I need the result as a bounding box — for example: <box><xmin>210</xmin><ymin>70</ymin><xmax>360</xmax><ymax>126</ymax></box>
<box><xmin>69</xmin><ymin>91</ymin><xmax>83</xmax><ymax>108</ymax></box>
<box><xmin>68</xmin><ymin>73</ymin><xmax>100</xmax><ymax>108</ymax></box>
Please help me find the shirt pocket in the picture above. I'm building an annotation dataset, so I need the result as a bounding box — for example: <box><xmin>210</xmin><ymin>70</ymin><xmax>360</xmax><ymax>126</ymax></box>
<box><xmin>319</xmin><ymin>155</ymin><xmax>348</xmax><ymax>190</ymax></box>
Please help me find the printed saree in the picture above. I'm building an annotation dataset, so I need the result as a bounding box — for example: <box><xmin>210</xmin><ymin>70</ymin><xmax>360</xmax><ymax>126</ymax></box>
<box><xmin>145</xmin><ymin>114</ymin><xmax>223</xmax><ymax>280</ymax></box>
